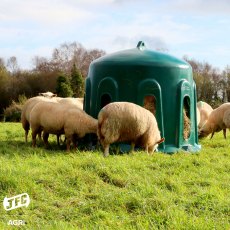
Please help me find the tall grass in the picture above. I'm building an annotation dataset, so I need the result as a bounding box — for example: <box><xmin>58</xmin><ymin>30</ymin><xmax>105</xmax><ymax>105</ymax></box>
<box><xmin>0</xmin><ymin>122</ymin><xmax>229</xmax><ymax>229</ymax></box>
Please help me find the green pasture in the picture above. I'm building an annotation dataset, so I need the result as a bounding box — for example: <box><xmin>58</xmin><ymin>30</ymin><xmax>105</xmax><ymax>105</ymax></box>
<box><xmin>0</xmin><ymin>122</ymin><xmax>229</xmax><ymax>229</ymax></box>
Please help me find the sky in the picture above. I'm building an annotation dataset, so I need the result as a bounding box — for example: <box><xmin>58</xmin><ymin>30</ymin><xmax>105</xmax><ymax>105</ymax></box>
<box><xmin>0</xmin><ymin>0</ymin><xmax>230</xmax><ymax>71</ymax></box>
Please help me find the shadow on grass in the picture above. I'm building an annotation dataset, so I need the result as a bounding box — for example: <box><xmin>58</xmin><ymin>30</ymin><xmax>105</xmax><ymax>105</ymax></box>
<box><xmin>0</xmin><ymin>139</ymin><xmax>102</xmax><ymax>157</ymax></box>
<box><xmin>0</xmin><ymin>138</ymin><xmax>157</xmax><ymax>158</ymax></box>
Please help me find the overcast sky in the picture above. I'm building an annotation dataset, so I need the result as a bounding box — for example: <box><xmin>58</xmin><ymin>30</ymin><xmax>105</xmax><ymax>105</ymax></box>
<box><xmin>0</xmin><ymin>0</ymin><xmax>229</xmax><ymax>70</ymax></box>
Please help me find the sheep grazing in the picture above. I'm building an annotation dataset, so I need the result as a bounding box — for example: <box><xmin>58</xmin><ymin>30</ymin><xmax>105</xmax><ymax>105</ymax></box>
<box><xmin>21</xmin><ymin>95</ymin><xmax>84</xmax><ymax>144</ymax></box>
<box><xmin>97</xmin><ymin>102</ymin><xmax>164</xmax><ymax>157</ymax></box>
<box><xmin>39</xmin><ymin>91</ymin><xmax>57</xmax><ymax>98</ymax></box>
<box><xmin>197</xmin><ymin>101</ymin><xmax>213</xmax><ymax>129</ymax></box>
<box><xmin>199</xmin><ymin>103</ymin><xmax>230</xmax><ymax>139</ymax></box>
<box><xmin>54</xmin><ymin>97</ymin><xmax>84</xmax><ymax>144</ymax></box>
<box><xmin>30</xmin><ymin>101</ymin><xmax>97</xmax><ymax>151</ymax></box>
<box><xmin>21</xmin><ymin>96</ymin><xmax>56</xmax><ymax>142</ymax></box>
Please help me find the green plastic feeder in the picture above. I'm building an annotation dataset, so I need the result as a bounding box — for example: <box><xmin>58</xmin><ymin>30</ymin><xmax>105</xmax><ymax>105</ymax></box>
<box><xmin>85</xmin><ymin>41</ymin><xmax>201</xmax><ymax>153</ymax></box>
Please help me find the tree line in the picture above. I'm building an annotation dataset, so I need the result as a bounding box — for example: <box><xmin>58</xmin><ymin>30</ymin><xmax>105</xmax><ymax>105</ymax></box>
<box><xmin>0</xmin><ymin>42</ymin><xmax>105</xmax><ymax>117</ymax></box>
<box><xmin>0</xmin><ymin>41</ymin><xmax>229</xmax><ymax>118</ymax></box>
<box><xmin>184</xmin><ymin>56</ymin><xmax>230</xmax><ymax>107</ymax></box>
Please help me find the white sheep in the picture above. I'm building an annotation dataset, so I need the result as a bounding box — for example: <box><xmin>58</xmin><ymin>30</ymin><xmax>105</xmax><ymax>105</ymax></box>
<box><xmin>30</xmin><ymin>101</ymin><xmax>97</xmax><ymax>151</ymax></box>
<box><xmin>21</xmin><ymin>95</ymin><xmax>84</xmax><ymax>143</ymax></box>
<box><xmin>21</xmin><ymin>96</ymin><xmax>56</xmax><ymax>142</ymax></box>
<box><xmin>54</xmin><ymin>97</ymin><xmax>84</xmax><ymax>144</ymax></box>
<box><xmin>199</xmin><ymin>102</ymin><xmax>230</xmax><ymax>139</ymax></box>
<box><xmin>197</xmin><ymin>101</ymin><xmax>213</xmax><ymax>129</ymax></box>
<box><xmin>97</xmin><ymin>102</ymin><xmax>164</xmax><ymax>157</ymax></box>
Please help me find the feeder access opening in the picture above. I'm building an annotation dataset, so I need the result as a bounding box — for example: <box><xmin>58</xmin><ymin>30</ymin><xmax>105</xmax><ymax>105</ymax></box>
<box><xmin>183</xmin><ymin>96</ymin><xmax>191</xmax><ymax>140</ymax></box>
<box><xmin>143</xmin><ymin>95</ymin><xmax>156</xmax><ymax>115</ymax></box>
<box><xmin>100</xmin><ymin>94</ymin><xmax>111</xmax><ymax>109</ymax></box>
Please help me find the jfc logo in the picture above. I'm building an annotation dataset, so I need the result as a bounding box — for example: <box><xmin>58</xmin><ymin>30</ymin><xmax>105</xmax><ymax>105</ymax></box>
<box><xmin>3</xmin><ymin>193</ymin><xmax>30</xmax><ymax>211</ymax></box>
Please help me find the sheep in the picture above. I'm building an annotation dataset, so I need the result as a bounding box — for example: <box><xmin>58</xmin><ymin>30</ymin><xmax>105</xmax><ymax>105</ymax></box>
<box><xmin>199</xmin><ymin>103</ymin><xmax>230</xmax><ymax>139</ymax></box>
<box><xmin>21</xmin><ymin>95</ymin><xmax>84</xmax><ymax>143</ymax></box>
<box><xmin>21</xmin><ymin>96</ymin><xmax>56</xmax><ymax>142</ymax></box>
<box><xmin>30</xmin><ymin>101</ymin><xmax>97</xmax><ymax>151</ymax></box>
<box><xmin>197</xmin><ymin>101</ymin><xmax>213</xmax><ymax>129</ymax></box>
<box><xmin>97</xmin><ymin>102</ymin><xmax>164</xmax><ymax>157</ymax></box>
<box><xmin>54</xmin><ymin>97</ymin><xmax>84</xmax><ymax>144</ymax></box>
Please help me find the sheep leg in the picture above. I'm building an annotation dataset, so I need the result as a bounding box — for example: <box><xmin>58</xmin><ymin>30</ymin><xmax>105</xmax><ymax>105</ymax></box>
<box><xmin>96</xmin><ymin>140</ymin><xmax>100</xmax><ymax>150</ymax></box>
<box><xmin>210</xmin><ymin>131</ymin><xmax>215</xmax><ymax>139</ymax></box>
<box><xmin>25</xmin><ymin>130</ymin><xmax>29</xmax><ymax>142</ymax></box>
<box><xmin>99</xmin><ymin>139</ymin><xmax>110</xmax><ymax>157</ymax></box>
<box><xmin>32</xmin><ymin>131</ymin><xmax>37</xmax><ymax>147</ymax></box>
<box><xmin>38</xmin><ymin>131</ymin><xmax>42</xmax><ymax>142</ymax></box>
<box><xmin>130</xmin><ymin>142</ymin><xmax>135</xmax><ymax>153</ymax></box>
<box><xmin>43</xmin><ymin>132</ymin><xmax>49</xmax><ymax>148</ymax></box>
<box><xmin>103</xmin><ymin>144</ymin><xmax>110</xmax><ymax>157</ymax></box>
<box><xmin>115</xmin><ymin>145</ymin><xmax>120</xmax><ymax>155</ymax></box>
<box><xmin>66</xmin><ymin>141</ymin><xmax>71</xmax><ymax>151</ymax></box>
<box><xmin>72</xmin><ymin>134</ymin><xmax>78</xmax><ymax>150</ymax></box>
<box><xmin>73</xmin><ymin>142</ymin><xmax>77</xmax><ymax>150</ymax></box>
<box><xmin>129</xmin><ymin>142</ymin><xmax>135</xmax><ymax>154</ymax></box>
<box><xmin>66</xmin><ymin>137</ymin><xmax>72</xmax><ymax>152</ymax></box>
<box><xmin>57</xmin><ymin>134</ymin><xmax>60</xmax><ymax>146</ymax></box>
<box><xmin>24</xmin><ymin>122</ymin><xmax>30</xmax><ymax>143</ymax></box>
<box><xmin>223</xmin><ymin>129</ymin><xmax>227</xmax><ymax>139</ymax></box>
<box><xmin>145</xmin><ymin>146</ymin><xmax>149</xmax><ymax>155</ymax></box>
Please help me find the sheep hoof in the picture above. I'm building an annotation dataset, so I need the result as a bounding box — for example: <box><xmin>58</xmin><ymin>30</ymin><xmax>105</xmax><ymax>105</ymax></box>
<box><xmin>103</xmin><ymin>152</ymin><xmax>109</xmax><ymax>157</ymax></box>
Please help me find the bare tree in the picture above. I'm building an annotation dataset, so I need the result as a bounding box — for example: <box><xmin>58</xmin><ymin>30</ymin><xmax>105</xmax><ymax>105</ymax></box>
<box><xmin>7</xmin><ymin>56</ymin><xmax>19</xmax><ymax>74</ymax></box>
<box><xmin>80</xmin><ymin>49</ymin><xmax>106</xmax><ymax>77</ymax></box>
<box><xmin>52</xmin><ymin>42</ymin><xmax>85</xmax><ymax>74</ymax></box>
<box><xmin>222</xmin><ymin>66</ymin><xmax>230</xmax><ymax>102</ymax></box>
<box><xmin>184</xmin><ymin>56</ymin><xmax>225</xmax><ymax>107</ymax></box>
<box><xmin>0</xmin><ymin>57</ymin><xmax>6</xmax><ymax>71</ymax></box>
<box><xmin>32</xmin><ymin>56</ymin><xmax>59</xmax><ymax>73</ymax></box>
<box><xmin>51</xmin><ymin>42</ymin><xmax>106</xmax><ymax>78</ymax></box>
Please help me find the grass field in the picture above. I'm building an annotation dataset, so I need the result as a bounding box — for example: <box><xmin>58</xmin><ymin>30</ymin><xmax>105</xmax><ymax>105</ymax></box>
<box><xmin>0</xmin><ymin>122</ymin><xmax>229</xmax><ymax>229</ymax></box>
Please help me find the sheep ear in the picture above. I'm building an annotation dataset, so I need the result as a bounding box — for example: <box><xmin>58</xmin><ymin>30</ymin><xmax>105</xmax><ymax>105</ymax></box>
<box><xmin>157</xmin><ymin>138</ymin><xmax>165</xmax><ymax>144</ymax></box>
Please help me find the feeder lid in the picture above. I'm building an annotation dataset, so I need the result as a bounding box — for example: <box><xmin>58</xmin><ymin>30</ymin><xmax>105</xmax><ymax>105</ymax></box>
<box><xmin>93</xmin><ymin>41</ymin><xmax>189</xmax><ymax>68</ymax></box>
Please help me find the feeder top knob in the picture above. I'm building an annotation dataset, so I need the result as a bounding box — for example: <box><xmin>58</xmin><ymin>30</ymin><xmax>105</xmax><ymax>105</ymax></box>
<box><xmin>137</xmin><ymin>41</ymin><xmax>146</xmax><ymax>50</ymax></box>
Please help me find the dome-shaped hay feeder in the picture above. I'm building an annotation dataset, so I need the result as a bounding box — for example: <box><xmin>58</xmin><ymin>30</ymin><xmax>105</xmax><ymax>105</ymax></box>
<box><xmin>85</xmin><ymin>41</ymin><xmax>200</xmax><ymax>153</ymax></box>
